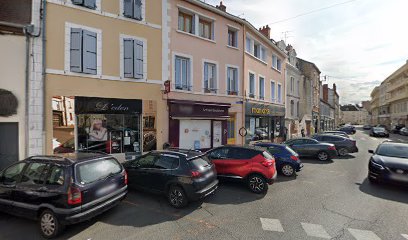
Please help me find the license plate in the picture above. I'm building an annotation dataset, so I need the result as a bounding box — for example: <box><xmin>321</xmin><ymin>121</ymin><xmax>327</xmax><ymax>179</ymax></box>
<box><xmin>96</xmin><ymin>183</ymin><xmax>117</xmax><ymax>197</ymax></box>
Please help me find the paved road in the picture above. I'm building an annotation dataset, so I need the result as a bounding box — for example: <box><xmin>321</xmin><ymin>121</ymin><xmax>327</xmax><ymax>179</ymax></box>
<box><xmin>1</xmin><ymin>129</ymin><xmax>408</xmax><ymax>240</ymax></box>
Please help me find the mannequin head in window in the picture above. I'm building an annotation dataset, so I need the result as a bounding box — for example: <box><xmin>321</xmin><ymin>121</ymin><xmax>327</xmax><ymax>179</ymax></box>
<box><xmin>89</xmin><ymin>118</ymin><xmax>107</xmax><ymax>141</ymax></box>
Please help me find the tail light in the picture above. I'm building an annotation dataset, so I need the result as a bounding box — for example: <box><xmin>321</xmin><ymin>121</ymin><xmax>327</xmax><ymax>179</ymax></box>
<box><xmin>67</xmin><ymin>186</ymin><xmax>82</xmax><ymax>205</ymax></box>
<box><xmin>262</xmin><ymin>160</ymin><xmax>275</xmax><ymax>167</ymax></box>
<box><xmin>328</xmin><ymin>146</ymin><xmax>336</xmax><ymax>151</ymax></box>
<box><xmin>290</xmin><ymin>155</ymin><xmax>299</xmax><ymax>161</ymax></box>
<box><xmin>124</xmin><ymin>171</ymin><xmax>128</xmax><ymax>185</ymax></box>
<box><xmin>191</xmin><ymin>171</ymin><xmax>201</xmax><ymax>178</ymax></box>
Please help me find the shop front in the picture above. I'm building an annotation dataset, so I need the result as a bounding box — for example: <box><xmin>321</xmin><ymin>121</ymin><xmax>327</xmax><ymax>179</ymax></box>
<box><xmin>244</xmin><ymin>102</ymin><xmax>285</xmax><ymax>144</ymax></box>
<box><xmin>168</xmin><ymin>100</ymin><xmax>230</xmax><ymax>150</ymax></box>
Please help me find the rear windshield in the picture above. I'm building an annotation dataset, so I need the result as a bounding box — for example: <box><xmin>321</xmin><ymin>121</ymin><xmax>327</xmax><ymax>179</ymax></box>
<box><xmin>189</xmin><ymin>156</ymin><xmax>211</xmax><ymax>169</ymax></box>
<box><xmin>263</xmin><ymin>151</ymin><xmax>274</xmax><ymax>160</ymax></box>
<box><xmin>376</xmin><ymin>144</ymin><xmax>408</xmax><ymax>159</ymax></box>
<box><xmin>76</xmin><ymin>158</ymin><xmax>122</xmax><ymax>185</ymax></box>
<box><xmin>285</xmin><ymin>146</ymin><xmax>298</xmax><ymax>156</ymax></box>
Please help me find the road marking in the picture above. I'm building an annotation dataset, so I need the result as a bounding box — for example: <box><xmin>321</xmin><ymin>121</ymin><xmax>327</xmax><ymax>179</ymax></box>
<box><xmin>402</xmin><ymin>234</ymin><xmax>408</xmax><ymax>239</ymax></box>
<box><xmin>260</xmin><ymin>218</ymin><xmax>284</xmax><ymax>232</ymax></box>
<box><xmin>348</xmin><ymin>228</ymin><xmax>381</xmax><ymax>240</ymax></box>
<box><xmin>301</xmin><ymin>222</ymin><xmax>331</xmax><ymax>239</ymax></box>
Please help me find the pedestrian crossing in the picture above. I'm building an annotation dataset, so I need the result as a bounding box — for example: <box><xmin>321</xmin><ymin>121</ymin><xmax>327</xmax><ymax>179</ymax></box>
<box><xmin>260</xmin><ymin>218</ymin><xmax>407</xmax><ymax>239</ymax></box>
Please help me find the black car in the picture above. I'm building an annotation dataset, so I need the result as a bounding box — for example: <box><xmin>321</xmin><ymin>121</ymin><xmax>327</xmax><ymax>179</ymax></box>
<box><xmin>363</xmin><ymin>125</ymin><xmax>372</xmax><ymax>130</ymax></box>
<box><xmin>370</xmin><ymin>127</ymin><xmax>389</xmax><ymax>137</ymax></box>
<box><xmin>0</xmin><ymin>153</ymin><xmax>127</xmax><ymax>238</ymax></box>
<box><xmin>312</xmin><ymin>134</ymin><xmax>358</xmax><ymax>156</ymax></box>
<box><xmin>338</xmin><ymin>126</ymin><xmax>356</xmax><ymax>135</ymax></box>
<box><xmin>283</xmin><ymin>138</ymin><xmax>338</xmax><ymax>161</ymax></box>
<box><xmin>368</xmin><ymin>142</ymin><xmax>408</xmax><ymax>185</ymax></box>
<box><xmin>391</xmin><ymin>124</ymin><xmax>405</xmax><ymax>134</ymax></box>
<box><xmin>123</xmin><ymin>150</ymin><xmax>218</xmax><ymax>208</ymax></box>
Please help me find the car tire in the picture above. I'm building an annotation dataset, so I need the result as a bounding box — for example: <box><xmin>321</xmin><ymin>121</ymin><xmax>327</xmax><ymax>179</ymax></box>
<box><xmin>338</xmin><ymin>148</ymin><xmax>349</xmax><ymax>156</ymax></box>
<box><xmin>39</xmin><ymin>209</ymin><xmax>63</xmax><ymax>239</ymax></box>
<box><xmin>167</xmin><ymin>185</ymin><xmax>188</xmax><ymax>208</ymax></box>
<box><xmin>317</xmin><ymin>151</ymin><xmax>330</xmax><ymax>161</ymax></box>
<box><xmin>280</xmin><ymin>164</ymin><xmax>295</xmax><ymax>177</ymax></box>
<box><xmin>247</xmin><ymin>174</ymin><xmax>268</xmax><ymax>194</ymax></box>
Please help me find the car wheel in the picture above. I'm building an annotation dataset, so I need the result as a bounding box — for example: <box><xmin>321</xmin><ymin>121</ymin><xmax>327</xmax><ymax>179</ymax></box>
<box><xmin>39</xmin><ymin>209</ymin><xmax>63</xmax><ymax>239</ymax></box>
<box><xmin>167</xmin><ymin>185</ymin><xmax>188</xmax><ymax>208</ymax></box>
<box><xmin>317</xmin><ymin>151</ymin><xmax>329</xmax><ymax>161</ymax></box>
<box><xmin>281</xmin><ymin>164</ymin><xmax>295</xmax><ymax>177</ymax></box>
<box><xmin>338</xmin><ymin>148</ymin><xmax>349</xmax><ymax>156</ymax></box>
<box><xmin>247</xmin><ymin>174</ymin><xmax>268</xmax><ymax>194</ymax></box>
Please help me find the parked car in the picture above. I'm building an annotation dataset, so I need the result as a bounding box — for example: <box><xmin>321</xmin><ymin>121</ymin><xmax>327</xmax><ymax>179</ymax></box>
<box><xmin>368</xmin><ymin>142</ymin><xmax>408</xmax><ymax>185</ymax></box>
<box><xmin>0</xmin><ymin>153</ymin><xmax>127</xmax><ymax>238</ymax></box>
<box><xmin>370</xmin><ymin>127</ymin><xmax>389</xmax><ymax>138</ymax></box>
<box><xmin>123</xmin><ymin>150</ymin><xmax>218</xmax><ymax>208</ymax></box>
<box><xmin>399</xmin><ymin>127</ymin><xmax>408</xmax><ymax>136</ymax></box>
<box><xmin>338</xmin><ymin>126</ymin><xmax>356</xmax><ymax>134</ymax></box>
<box><xmin>283</xmin><ymin>138</ymin><xmax>337</xmax><ymax>161</ymax></box>
<box><xmin>322</xmin><ymin>131</ymin><xmax>350</xmax><ymax>138</ymax></box>
<box><xmin>363</xmin><ymin>125</ymin><xmax>372</xmax><ymax>130</ymax></box>
<box><xmin>391</xmin><ymin>124</ymin><xmax>405</xmax><ymax>134</ymax></box>
<box><xmin>206</xmin><ymin>146</ymin><xmax>277</xmax><ymax>193</ymax></box>
<box><xmin>312</xmin><ymin>134</ymin><xmax>358</xmax><ymax>156</ymax></box>
<box><xmin>254</xmin><ymin>143</ymin><xmax>303</xmax><ymax>177</ymax></box>
<box><xmin>376</xmin><ymin>124</ymin><xmax>389</xmax><ymax>131</ymax></box>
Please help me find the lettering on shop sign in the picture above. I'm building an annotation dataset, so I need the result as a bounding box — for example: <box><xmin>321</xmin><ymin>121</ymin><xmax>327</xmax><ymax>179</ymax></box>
<box><xmin>95</xmin><ymin>102</ymin><xmax>129</xmax><ymax>112</ymax></box>
<box><xmin>202</xmin><ymin>108</ymin><xmax>225</xmax><ymax>113</ymax></box>
<box><xmin>251</xmin><ymin>107</ymin><xmax>271</xmax><ymax>115</ymax></box>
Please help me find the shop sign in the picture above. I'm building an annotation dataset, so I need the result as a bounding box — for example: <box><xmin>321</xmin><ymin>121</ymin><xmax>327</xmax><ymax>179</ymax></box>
<box><xmin>75</xmin><ymin>97</ymin><xmax>142</xmax><ymax>114</ymax></box>
<box><xmin>169</xmin><ymin>100</ymin><xmax>230</xmax><ymax>118</ymax></box>
<box><xmin>246</xmin><ymin>103</ymin><xmax>285</xmax><ymax>117</ymax></box>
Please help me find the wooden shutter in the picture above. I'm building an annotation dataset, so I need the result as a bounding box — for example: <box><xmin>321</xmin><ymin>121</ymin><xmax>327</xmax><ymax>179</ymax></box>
<box><xmin>123</xmin><ymin>0</ymin><xmax>133</xmax><ymax>18</ymax></box>
<box><xmin>123</xmin><ymin>39</ymin><xmax>134</xmax><ymax>78</ymax></box>
<box><xmin>82</xmin><ymin>30</ymin><xmax>97</xmax><ymax>75</ymax></box>
<box><xmin>134</xmin><ymin>0</ymin><xmax>142</xmax><ymax>20</ymax></box>
<box><xmin>70</xmin><ymin>28</ymin><xmax>82</xmax><ymax>73</ymax></box>
<box><xmin>134</xmin><ymin>39</ymin><xmax>144</xmax><ymax>79</ymax></box>
<box><xmin>84</xmin><ymin>0</ymin><xmax>96</xmax><ymax>9</ymax></box>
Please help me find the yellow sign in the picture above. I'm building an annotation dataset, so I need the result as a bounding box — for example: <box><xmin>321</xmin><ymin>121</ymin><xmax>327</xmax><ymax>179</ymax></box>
<box><xmin>251</xmin><ymin>107</ymin><xmax>270</xmax><ymax>115</ymax></box>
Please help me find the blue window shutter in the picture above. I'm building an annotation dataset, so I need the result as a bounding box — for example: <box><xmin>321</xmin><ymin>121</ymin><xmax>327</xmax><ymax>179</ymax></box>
<box><xmin>134</xmin><ymin>0</ymin><xmax>142</xmax><ymax>20</ymax></box>
<box><xmin>70</xmin><ymin>28</ymin><xmax>82</xmax><ymax>73</ymax></box>
<box><xmin>82</xmin><ymin>30</ymin><xmax>97</xmax><ymax>75</ymax></box>
<box><xmin>227</xmin><ymin>68</ymin><xmax>231</xmax><ymax>92</ymax></box>
<box><xmin>72</xmin><ymin>0</ymin><xmax>84</xmax><ymax>5</ymax></box>
<box><xmin>123</xmin><ymin>39</ymin><xmax>134</xmax><ymax>78</ymax></box>
<box><xmin>175</xmin><ymin>57</ymin><xmax>181</xmax><ymax>88</ymax></box>
<box><xmin>204</xmin><ymin>63</ymin><xmax>208</xmax><ymax>89</ymax></box>
<box><xmin>84</xmin><ymin>0</ymin><xmax>96</xmax><ymax>9</ymax></box>
<box><xmin>134</xmin><ymin>39</ymin><xmax>144</xmax><ymax>79</ymax></box>
<box><xmin>124</xmin><ymin>0</ymin><xmax>133</xmax><ymax>17</ymax></box>
<box><xmin>233</xmin><ymin>69</ymin><xmax>238</xmax><ymax>92</ymax></box>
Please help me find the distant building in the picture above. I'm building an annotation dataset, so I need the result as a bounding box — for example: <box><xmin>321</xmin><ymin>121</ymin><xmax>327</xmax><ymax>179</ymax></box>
<box><xmin>340</xmin><ymin>104</ymin><xmax>368</xmax><ymax>125</ymax></box>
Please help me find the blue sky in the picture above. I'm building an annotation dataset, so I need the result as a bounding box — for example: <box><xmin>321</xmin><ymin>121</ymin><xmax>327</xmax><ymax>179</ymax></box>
<box><xmin>205</xmin><ymin>0</ymin><xmax>408</xmax><ymax>104</ymax></box>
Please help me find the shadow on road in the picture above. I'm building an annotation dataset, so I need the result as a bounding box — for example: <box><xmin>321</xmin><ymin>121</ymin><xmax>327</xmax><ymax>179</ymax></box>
<box><xmin>300</xmin><ymin>158</ymin><xmax>334</xmax><ymax>164</ymax></box>
<box><xmin>356</xmin><ymin>178</ymin><xmax>408</xmax><ymax>204</ymax></box>
<box><xmin>335</xmin><ymin>154</ymin><xmax>356</xmax><ymax>160</ymax></box>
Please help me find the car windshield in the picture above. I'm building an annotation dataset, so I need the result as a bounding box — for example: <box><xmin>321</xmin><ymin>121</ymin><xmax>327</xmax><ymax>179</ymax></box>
<box><xmin>373</xmin><ymin>127</ymin><xmax>385</xmax><ymax>131</ymax></box>
<box><xmin>376</xmin><ymin>144</ymin><xmax>408</xmax><ymax>159</ymax></box>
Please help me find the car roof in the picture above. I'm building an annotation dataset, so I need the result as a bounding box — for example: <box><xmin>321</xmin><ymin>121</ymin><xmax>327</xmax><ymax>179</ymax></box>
<box><xmin>254</xmin><ymin>142</ymin><xmax>285</xmax><ymax>147</ymax></box>
<box><xmin>314</xmin><ymin>134</ymin><xmax>346</xmax><ymax>138</ymax></box>
<box><xmin>150</xmin><ymin>150</ymin><xmax>204</xmax><ymax>160</ymax></box>
<box><xmin>380</xmin><ymin>141</ymin><xmax>408</xmax><ymax>146</ymax></box>
<box><xmin>27</xmin><ymin>152</ymin><xmax>112</xmax><ymax>165</ymax></box>
<box><xmin>216</xmin><ymin>145</ymin><xmax>266</xmax><ymax>152</ymax></box>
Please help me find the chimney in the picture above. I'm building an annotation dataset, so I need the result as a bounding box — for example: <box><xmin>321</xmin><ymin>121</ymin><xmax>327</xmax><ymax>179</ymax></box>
<box><xmin>259</xmin><ymin>25</ymin><xmax>271</xmax><ymax>39</ymax></box>
<box><xmin>333</xmin><ymin>83</ymin><xmax>337</xmax><ymax>92</ymax></box>
<box><xmin>285</xmin><ymin>44</ymin><xmax>293</xmax><ymax>52</ymax></box>
<box><xmin>216</xmin><ymin>1</ymin><xmax>226</xmax><ymax>12</ymax></box>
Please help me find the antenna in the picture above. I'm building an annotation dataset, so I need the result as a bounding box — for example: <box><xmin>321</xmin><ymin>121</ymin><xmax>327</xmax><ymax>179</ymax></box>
<box><xmin>281</xmin><ymin>31</ymin><xmax>293</xmax><ymax>42</ymax></box>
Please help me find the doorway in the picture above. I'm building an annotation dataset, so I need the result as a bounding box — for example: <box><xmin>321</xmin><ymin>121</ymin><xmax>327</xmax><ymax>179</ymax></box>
<box><xmin>0</xmin><ymin>123</ymin><xmax>19</xmax><ymax>170</ymax></box>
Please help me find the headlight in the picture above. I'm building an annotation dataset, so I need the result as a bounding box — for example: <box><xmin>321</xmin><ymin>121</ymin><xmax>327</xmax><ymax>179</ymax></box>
<box><xmin>370</xmin><ymin>159</ymin><xmax>385</xmax><ymax>170</ymax></box>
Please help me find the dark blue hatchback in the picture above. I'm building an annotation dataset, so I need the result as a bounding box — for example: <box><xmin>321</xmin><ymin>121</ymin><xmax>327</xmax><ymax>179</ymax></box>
<box><xmin>254</xmin><ymin>143</ymin><xmax>303</xmax><ymax>177</ymax></box>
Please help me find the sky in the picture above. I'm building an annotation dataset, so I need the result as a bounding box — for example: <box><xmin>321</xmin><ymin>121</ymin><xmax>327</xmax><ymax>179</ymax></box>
<box><xmin>205</xmin><ymin>0</ymin><xmax>408</xmax><ymax>104</ymax></box>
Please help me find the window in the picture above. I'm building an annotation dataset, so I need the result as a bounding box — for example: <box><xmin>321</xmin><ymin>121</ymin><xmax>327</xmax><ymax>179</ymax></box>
<box><xmin>272</xmin><ymin>54</ymin><xmax>282</xmax><ymax>72</ymax></box>
<box><xmin>227</xmin><ymin>118</ymin><xmax>235</xmax><ymax>142</ymax></box>
<box><xmin>123</xmin><ymin>0</ymin><xmax>143</xmax><ymax>20</ymax></box>
<box><xmin>204</xmin><ymin>62</ymin><xmax>217</xmax><ymax>93</ymax></box>
<box><xmin>72</xmin><ymin>0</ymin><xmax>96</xmax><ymax>9</ymax></box>
<box><xmin>290</xmin><ymin>77</ymin><xmax>295</xmax><ymax>93</ymax></box>
<box><xmin>76</xmin><ymin>158</ymin><xmax>122</xmax><ymax>184</ymax></box>
<box><xmin>228</xmin><ymin>28</ymin><xmax>237</xmax><ymax>47</ymax></box>
<box><xmin>261</xmin><ymin>47</ymin><xmax>266</xmax><ymax>61</ymax></box>
<box><xmin>227</xmin><ymin>67</ymin><xmax>238</xmax><ymax>95</ymax></box>
<box><xmin>175</xmin><ymin>56</ymin><xmax>191</xmax><ymax>91</ymax></box>
<box><xmin>20</xmin><ymin>163</ymin><xmax>48</xmax><ymax>185</ymax></box>
<box><xmin>0</xmin><ymin>162</ymin><xmax>26</xmax><ymax>185</ymax></box>
<box><xmin>178</xmin><ymin>11</ymin><xmax>193</xmax><ymax>34</ymax></box>
<box><xmin>259</xmin><ymin>77</ymin><xmax>265</xmax><ymax>100</ymax></box>
<box><xmin>278</xmin><ymin>84</ymin><xmax>282</xmax><ymax>103</ymax></box>
<box><xmin>249</xmin><ymin>73</ymin><xmax>255</xmax><ymax>98</ymax></box>
<box><xmin>254</xmin><ymin>43</ymin><xmax>260</xmax><ymax>58</ymax></box>
<box><xmin>246</xmin><ymin>36</ymin><xmax>251</xmax><ymax>52</ymax></box>
<box><xmin>297</xmin><ymin>80</ymin><xmax>300</xmax><ymax>95</ymax></box>
<box><xmin>208</xmin><ymin>148</ymin><xmax>229</xmax><ymax>159</ymax></box>
<box><xmin>199</xmin><ymin>19</ymin><xmax>212</xmax><ymax>39</ymax></box>
<box><xmin>154</xmin><ymin>156</ymin><xmax>179</xmax><ymax>170</ymax></box>
<box><xmin>277</xmin><ymin>58</ymin><xmax>282</xmax><ymax>71</ymax></box>
<box><xmin>46</xmin><ymin>165</ymin><xmax>65</xmax><ymax>186</ymax></box>
<box><xmin>123</xmin><ymin>38</ymin><xmax>144</xmax><ymax>79</ymax></box>
<box><xmin>290</xmin><ymin>100</ymin><xmax>295</xmax><ymax>116</ymax></box>
<box><xmin>70</xmin><ymin>28</ymin><xmax>97</xmax><ymax>75</ymax></box>
<box><xmin>271</xmin><ymin>81</ymin><xmax>276</xmax><ymax>102</ymax></box>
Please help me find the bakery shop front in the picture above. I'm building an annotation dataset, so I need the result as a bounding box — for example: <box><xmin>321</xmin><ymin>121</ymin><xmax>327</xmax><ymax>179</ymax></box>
<box><xmin>168</xmin><ymin>99</ymin><xmax>230</xmax><ymax>150</ymax></box>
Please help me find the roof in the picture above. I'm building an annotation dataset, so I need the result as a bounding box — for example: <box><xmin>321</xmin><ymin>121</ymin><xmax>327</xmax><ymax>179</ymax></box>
<box><xmin>340</xmin><ymin>105</ymin><xmax>360</xmax><ymax>111</ymax></box>
<box><xmin>297</xmin><ymin>58</ymin><xmax>321</xmax><ymax>74</ymax></box>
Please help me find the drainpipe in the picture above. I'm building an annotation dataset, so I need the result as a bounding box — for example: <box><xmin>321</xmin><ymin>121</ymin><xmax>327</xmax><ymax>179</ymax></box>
<box><xmin>242</xmin><ymin>23</ymin><xmax>246</xmax><ymax>146</ymax></box>
<box><xmin>41</xmin><ymin>0</ymin><xmax>47</xmax><ymax>154</ymax></box>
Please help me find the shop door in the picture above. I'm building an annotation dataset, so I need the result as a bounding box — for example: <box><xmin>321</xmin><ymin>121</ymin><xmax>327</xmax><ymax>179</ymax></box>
<box><xmin>0</xmin><ymin>123</ymin><xmax>19</xmax><ymax>170</ymax></box>
<box><xmin>179</xmin><ymin>120</ymin><xmax>211</xmax><ymax>150</ymax></box>
<box><xmin>213</xmin><ymin>121</ymin><xmax>223</xmax><ymax>148</ymax></box>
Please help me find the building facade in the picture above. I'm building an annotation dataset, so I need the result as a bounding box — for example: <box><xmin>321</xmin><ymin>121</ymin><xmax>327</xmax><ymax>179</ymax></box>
<box><xmin>45</xmin><ymin>0</ymin><xmax>168</xmax><ymax>161</ymax></box>
<box><xmin>340</xmin><ymin>104</ymin><xmax>368</xmax><ymax>125</ymax></box>
<box><xmin>320</xmin><ymin>84</ymin><xmax>335</xmax><ymax>131</ymax></box>
<box><xmin>387</xmin><ymin>62</ymin><xmax>408</xmax><ymax>127</ymax></box>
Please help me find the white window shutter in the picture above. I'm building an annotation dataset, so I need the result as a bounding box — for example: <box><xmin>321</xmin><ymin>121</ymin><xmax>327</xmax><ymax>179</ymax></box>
<box><xmin>82</xmin><ymin>30</ymin><xmax>97</xmax><ymax>75</ymax></box>
<box><xmin>70</xmin><ymin>28</ymin><xmax>83</xmax><ymax>73</ymax></box>
<box><xmin>134</xmin><ymin>39</ymin><xmax>144</xmax><ymax>79</ymax></box>
<box><xmin>134</xmin><ymin>0</ymin><xmax>142</xmax><ymax>20</ymax></box>
<box><xmin>123</xmin><ymin>39</ymin><xmax>134</xmax><ymax>78</ymax></box>
<box><xmin>123</xmin><ymin>0</ymin><xmax>133</xmax><ymax>17</ymax></box>
<box><xmin>175</xmin><ymin>57</ymin><xmax>181</xmax><ymax>88</ymax></box>
<box><xmin>227</xmin><ymin>68</ymin><xmax>231</xmax><ymax>92</ymax></box>
<box><xmin>204</xmin><ymin>63</ymin><xmax>208</xmax><ymax>89</ymax></box>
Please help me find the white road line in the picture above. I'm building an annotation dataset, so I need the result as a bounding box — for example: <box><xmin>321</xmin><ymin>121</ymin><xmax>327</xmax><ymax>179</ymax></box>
<box><xmin>301</xmin><ymin>222</ymin><xmax>331</xmax><ymax>239</ymax></box>
<box><xmin>348</xmin><ymin>228</ymin><xmax>381</xmax><ymax>240</ymax></box>
<box><xmin>402</xmin><ymin>234</ymin><xmax>408</xmax><ymax>239</ymax></box>
<box><xmin>260</xmin><ymin>218</ymin><xmax>284</xmax><ymax>232</ymax></box>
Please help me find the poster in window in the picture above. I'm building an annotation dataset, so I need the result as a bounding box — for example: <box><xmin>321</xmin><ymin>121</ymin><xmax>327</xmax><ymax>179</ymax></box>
<box><xmin>88</xmin><ymin>118</ymin><xmax>108</xmax><ymax>141</ymax></box>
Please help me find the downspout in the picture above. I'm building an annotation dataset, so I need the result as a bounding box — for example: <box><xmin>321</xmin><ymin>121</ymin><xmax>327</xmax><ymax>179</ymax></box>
<box><xmin>41</xmin><ymin>0</ymin><xmax>47</xmax><ymax>154</ymax></box>
<box><xmin>242</xmin><ymin>23</ymin><xmax>246</xmax><ymax>146</ymax></box>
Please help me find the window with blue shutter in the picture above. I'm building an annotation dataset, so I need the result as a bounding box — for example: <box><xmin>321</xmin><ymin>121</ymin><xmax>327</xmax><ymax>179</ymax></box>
<box><xmin>69</xmin><ymin>28</ymin><xmax>97</xmax><ymax>75</ymax></box>
<box><xmin>203</xmin><ymin>62</ymin><xmax>216</xmax><ymax>93</ymax></box>
<box><xmin>123</xmin><ymin>39</ymin><xmax>144</xmax><ymax>79</ymax></box>
<box><xmin>123</xmin><ymin>0</ymin><xmax>143</xmax><ymax>20</ymax></box>
<box><xmin>134</xmin><ymin>39</ymin><xmax>144</xmax><ymax>79</ymax></box>
<box><xmin>227</xmin><ymin>67</ymin><xmax>238</xmax><ymax>95</ymax></box>
<box><xmin>259</xmin><ymin>77</ymin><xmax>265</xmax><ymax>100</ymax></box>
<box><xmin>249</xmin><ymin>73</ymin><xmax>255</xmax><ymax>97</ymax></box>
<box><xmin>72</xmin><ymin>0</ymin><xmax>96</xmax><ymax>10</ymax></box>
<box><xmin>271</xmin><ymin>81</ymin><xmax>276</xmax><ymax>102</ymax></box>
<box><xmin>175</xmin><ymin>56</ymin><xmax>191</xmax><ymax>91</ymax></box>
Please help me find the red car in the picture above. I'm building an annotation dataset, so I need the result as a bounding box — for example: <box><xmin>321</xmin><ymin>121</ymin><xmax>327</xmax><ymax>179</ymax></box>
<box><xmin>206</xmin><ymin>146</ymin><xmax>277</xmax><ymax>193</ymax></box>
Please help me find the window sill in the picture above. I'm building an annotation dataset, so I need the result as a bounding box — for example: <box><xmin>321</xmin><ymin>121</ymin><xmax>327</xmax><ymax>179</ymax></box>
<box><xmin>176</xmin><ymin>30</ymin><xmax>216</xmax><ymax>44</ymax></box>
<box><xmin>226</xmin><ymin>45</ymin><xmax>239</xmax><ymax>51</ymax></box>
<box><xmin>272</xmin><ymin>67</ymin><xmax>282</xmax><ymax>74</ymax></box>
<box><xmin>245</xmin><ymin>52</ymin><xmax>268</xmax><ymax>65</ymax></box>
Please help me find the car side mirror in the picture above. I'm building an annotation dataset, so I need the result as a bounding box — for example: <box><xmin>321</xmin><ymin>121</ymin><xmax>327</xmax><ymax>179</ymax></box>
<box><xmin>368</xmin><ymin>150</ymin><xmax>374</xmax><ymax>154</ymax></box>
